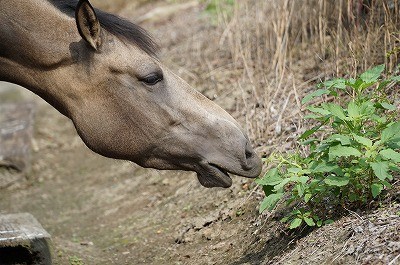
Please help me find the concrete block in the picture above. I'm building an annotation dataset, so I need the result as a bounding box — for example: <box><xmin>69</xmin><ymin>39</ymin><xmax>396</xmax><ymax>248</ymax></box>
<box><xmin>0</xmin><ymin>213</ymin><xmax>52</xmax><ymax>265</ymax></box>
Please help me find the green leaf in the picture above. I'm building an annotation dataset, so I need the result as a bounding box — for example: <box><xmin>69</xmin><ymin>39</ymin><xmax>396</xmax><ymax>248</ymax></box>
<box><xmin>317</xmin><ymin>220</ymin><xmax>323</xmax><ymax>227</ymax></box>
<box><xmin>390</xmin><ymin>75</ymin><xmax>400</xmax><ymax>82</ymax></box>
<box><xmin>322</xmin><ymin>78</ymin><xmax>347</xmax><ymax>90</ymax></box>
<box><xmin>347</xmin><ymin>100</ymin><xmax>360</xmax><ymax>120</ymax></box>
<box><xmin>380</xmin><ymin>102</ymin><xmax>396</xmax><ymax>111</ymax></box>
<box><xmin>302</xmin><ymin>89</ymin><xmax>330</xmax><ymax>105</ymax></box>
<box><xmin>322</xmin><ymin>103</ymin><xmax>347</xmax><ymax>120</ymax></box>
<box><xmin>280</xmin><ymin>216</ymin><xmax>290</xmax><ymax>223</ymax></box>
<box><xmin>315</xmin><ymin>143</ymin><xmax>330</xmax><ymax>153</ymax></box>
<box><xmin>360</xmin><ymin>101</ymin><xmax>376</xmax><ymax>115</ymax></box>
<box><xmin>256</xmin><ymin>168</ymin><xmax>281</xmax><ymax>186</ymax></box>
<box><xmin>289</xmin><ymin>175</ymin><xmax>300</xmax><ymax>182</ymax></box>
<box><xmin>326</xmin><ymin>134</ymin><xmax>352</xmax><ymax>145</ymax></box>
<box><xmin>303</xmin><ymin>217</ymin><xmax>316</xmax><ymax>226</ymax></box>
<box><xmin>324</xmin><ymin>175</ymin><xmax>349</xmax><ymax>186</ymax></box>
<box><xmin>389</xmin><ymin>164</ymin><xmax>400</xmax><ymax>172</ymax></box>
<box><xmin>371</xmin><ymin>183</ymin><xmax>384</xmax><ymax>198</ymax></box>
<box><xmin>307</xmin><ymin>106</ymin><xmax>331</xmax><ymax>116</ymax></box>
<box><xmin>287</xmin><ymin>167</ymin><xmax>301</xmax><ymax>174</ymax></box>
<box><xmin>359</xmin><ymin>81</ymin><xmax>376</xmax><ymax>90</ymax></box>
<box><xmin>312</xmin><ymin>161</ymin><xmax>341</xmax><ymax>173</ymax></box>
<box><xmin>379</xmin><ymin>149</ymin><xmax>400</xmax><ymax>163</ymax></box>
<box><xmin>369</xmin><ymin>161</ymin><xmax>392</xmax><ymax>181</ymax></box>
<box><xmin>352</xmin><ymin>134</ymin><xmax>372</xmax><ymax>148</ymax></box>
<box><xmin>382</xmin><ymin>180</ymin><xmax>392</xmax><ymax>188</ymax></box>
<box><xmin>289</xmin><ymin>218</ymin><xmax>303</xmax><ymax>229</ymax></box>
<box><xmin>370</xmin><ymin>114</ymin><xmax>387</xmax><ymax>124</ymax></box>
<box><xmin>389</xmin><ymin>141</ymin><xmax>400</xmax><ymax>149</ymax></box>
<box><xmin>324</xmin><ymin>219</ymin><xmax>334</xmax><ymax>225</ymax></box>
<box><xmin>358</xmin><ymin>101</ymin><xmax>376</xmax><ymax>118</ymax></box>
<box><xmin>328</xmin><ymin>145</ymin><xmax>362</xmax><ymax>161</ymax></box>
<box><xmin>347</xmin><ymin>78</ymin><xmax>364</xmax><ymax>90</ymax></box>
<box><xmin>291</xmin><ymin>209</ymin><xmax>302</xmax><ymax>215</ymax></box>
<box><xmin>360</xmin><ymin>64</ymin><xmax>384</xmax><ymax>83</ymax></box>
<box><xmin>299</xmin><ymin>124</ymin><xmax>323</xmax><ymax>140</ymax></box>
<box><xmin>349</xmin><ymin>193</ymin><xmax>359</xmax><ymax>202</ymax></box>
<box><xmin>259</xmin><ymin>193</ymin><xmax>284</xmax><ymax>213</ymax></box>
<box><xmin>274</xmin><ymin>178</ymin><xmax>292</xmax><ymax>191</ymax></box>
<box><xmin>298</xmin><ymin>176</ymin><xmax>309</xmax><ymax>184</ymax></box>
<box><xmin>300</xmin><ymin>138</ymin><xmax>318</xmax><ymax>146</ymax></box>
<box><xmin>295</xmin><ymin>183</ymin><xmax>304</xmax><ymax>197</ymax></box>
<box><xmin>377</xmin><ymin>80</ymin><xmax>391</xmax><ymax>91</ymax></box>
<box><xmin>304</xmin><ymin>193</ymin><xmax>312</xmax><ymax>203</ymax></box>
<box><xmin>381</xmin><ymin>122</ymin><xmax>400</xmax><ymax>143</ymax></box>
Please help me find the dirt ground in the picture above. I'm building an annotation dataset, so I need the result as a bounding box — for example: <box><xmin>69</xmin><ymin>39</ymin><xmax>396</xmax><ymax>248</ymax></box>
<box><xmin>1</xmin><ymin>1</ymin><xmax>399</xmax><ymax>265</ymax></box>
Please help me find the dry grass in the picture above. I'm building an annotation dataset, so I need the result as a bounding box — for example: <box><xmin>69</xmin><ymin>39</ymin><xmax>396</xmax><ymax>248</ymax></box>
<box><xmin>91</xmin><ymin>0</ymin><xmax>161</xmax><ymax>12</ymax></box>
<box><xmin>199</xmin><ymin>0</ymin><xmax>400</xmax><ymax>155</ymax></box>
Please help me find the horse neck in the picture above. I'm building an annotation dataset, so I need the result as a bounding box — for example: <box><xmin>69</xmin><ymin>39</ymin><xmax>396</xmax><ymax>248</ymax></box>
<box><xmin>0</xmin><ymin>0</ymin><xmax>80</xmax><ymax>116</ymax></box>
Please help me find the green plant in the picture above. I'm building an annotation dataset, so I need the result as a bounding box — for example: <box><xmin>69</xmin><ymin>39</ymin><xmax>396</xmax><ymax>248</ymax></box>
<box><xmin>257</xmin><ymin>65</ymin><xmax>400</xmax><ymax>229</ymax></box>
<box><xmin>203</xmin><ymin>0</ymin><xmax>234</xmax><ymax>12</ymax></box>
<box><xmin>202</xmin><ymin>0</ymin><xmax>235</xmax><ymax>21</ymax></box>
<box><xmin>69</xmin><ymin>255</ymin><xmax>85</xmax><ymax>265</ymax></box>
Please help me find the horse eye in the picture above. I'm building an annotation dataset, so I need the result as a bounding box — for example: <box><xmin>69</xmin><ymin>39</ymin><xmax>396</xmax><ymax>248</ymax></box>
<box><xmin>140</xmin><ymin>73</ymin><xmax>163</xmax><ymax>86</ymax></box>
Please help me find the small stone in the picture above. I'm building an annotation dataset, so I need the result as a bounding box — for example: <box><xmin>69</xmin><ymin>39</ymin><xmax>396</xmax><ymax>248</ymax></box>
<box><xmin>80</xmin><ymin>241</ymin><xmax>94</xmax><ymax>246</ymax></box>
<box><xmin>202</xmin><ymin>227</ymin><xmax>214</xmax><ymax>240</ymax></box>
<box><xmin>211</xmin><ymin>242</ymin><xmax>226</xmax><ymax>250</ymax></box>
<box><xmin>353</xmin><ymin>226</ymin><xmax>364</xmax><ymax>233</ymax></box>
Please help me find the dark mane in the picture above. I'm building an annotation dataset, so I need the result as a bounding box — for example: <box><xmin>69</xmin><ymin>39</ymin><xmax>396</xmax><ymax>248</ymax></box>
<box><xmin>48</xmin><ymin>0</ymin><xmax>159</xmax><ymax>57</ymax></box>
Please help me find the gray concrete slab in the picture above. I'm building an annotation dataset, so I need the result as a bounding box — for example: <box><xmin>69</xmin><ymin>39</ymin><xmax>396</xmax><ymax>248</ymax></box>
<box><xmin>0</xmin><ymin>213</ymin><xmax>52</xmax><ymax>265</ymax></box>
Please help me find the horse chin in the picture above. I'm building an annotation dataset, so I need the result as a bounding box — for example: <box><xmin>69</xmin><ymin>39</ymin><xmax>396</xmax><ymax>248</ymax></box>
<box><xmin>196</xmin><ymin>164</ymin><xmax>233</xmax><ymax>188</ymax></box>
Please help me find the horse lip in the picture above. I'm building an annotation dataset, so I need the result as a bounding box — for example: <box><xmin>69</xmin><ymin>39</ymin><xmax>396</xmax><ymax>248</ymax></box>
<box><xmin>240</xmin><ymin>150</ymin><xmax>263</xmax><ymax>178</ymax></box>
<box><xmin>196</xmin><ymin>163</ymin><xmax>233</xmax><ymax>188</ymax></box>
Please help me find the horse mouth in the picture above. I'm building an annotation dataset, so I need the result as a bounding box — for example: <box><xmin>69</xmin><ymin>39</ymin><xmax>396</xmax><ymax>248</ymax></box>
<box><xmin>196</xmin><ymin>163</ymin><xmax>233</xmax><ymax>188</ymax></box>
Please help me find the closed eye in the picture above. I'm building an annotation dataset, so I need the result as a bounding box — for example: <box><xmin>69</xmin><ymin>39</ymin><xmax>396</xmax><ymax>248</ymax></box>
<box><xmin>139</xmin><ymin>72</ymin><xmax>163</xmax><ymax>86</ymax></box>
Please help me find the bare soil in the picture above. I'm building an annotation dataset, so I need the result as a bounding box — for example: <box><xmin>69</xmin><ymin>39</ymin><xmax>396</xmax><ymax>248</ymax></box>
<box><xmin>1</xmin><ymin>2</ymin><xmax>399</xmax><ymax>265</ymax></box>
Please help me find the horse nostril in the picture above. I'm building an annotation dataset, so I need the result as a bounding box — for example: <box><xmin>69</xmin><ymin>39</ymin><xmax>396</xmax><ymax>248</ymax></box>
<box><xmin>244</xmin><ymin>140</ymin><xmax>254</xmax><ymax>160</ymax></box>
<box><xmin>242</xmin><ymin>146</ymin><xmax>256</xmax><ymax>171</ymax></box>
<box><xmin>245</xmin><ymin>150</ymin><xmax>253</xmax><ymax>159</ymax></box>
<box><xmin>241</xmin><ymin>140</ymin><xmax>262</xmax><ymax>177</ymax></box>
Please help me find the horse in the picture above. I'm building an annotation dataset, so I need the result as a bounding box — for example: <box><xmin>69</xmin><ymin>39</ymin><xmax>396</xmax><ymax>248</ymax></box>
<box><xmin>0</xmin><ymin>0</ymin><xmax>262</xmax><ymax>188</ymax></box>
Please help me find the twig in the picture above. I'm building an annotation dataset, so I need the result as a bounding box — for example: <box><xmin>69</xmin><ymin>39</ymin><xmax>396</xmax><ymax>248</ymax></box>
<box><xmin>275</xmin><ymin>92</ymin><xmax>292</xmax><ymax>135</ymax></box>
<box><xmin>332</xmin><ymin>232</ymin><xmax>354</xmax><ymax>263</ymax></box>
<box><xmin>388</xmin><ymin>253</ymin><xmax>400</xmax><ymax>265</ymax></box>
<box><xmin>343</xmin><ymin>206</ymin><xmax>364</xmax><ymax>222</ymax></box>
<box><xmin>238</xmin><ymin>184</ymin><xmax>261</xmax><ymax>209</ymax></box>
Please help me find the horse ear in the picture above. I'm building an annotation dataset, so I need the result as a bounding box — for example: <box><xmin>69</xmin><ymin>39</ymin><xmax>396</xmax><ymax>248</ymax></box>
<box><xmin>75</xmin><ymin>0</ymin><xmax>102</xmax><ymax>50</ymax></box>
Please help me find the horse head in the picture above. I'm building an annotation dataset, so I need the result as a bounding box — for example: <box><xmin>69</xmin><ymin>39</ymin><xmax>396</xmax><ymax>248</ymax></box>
<box><xmin>0</xmin><ymin>0</ymin><xmax>262</xmax><ymax>188</ymax></box>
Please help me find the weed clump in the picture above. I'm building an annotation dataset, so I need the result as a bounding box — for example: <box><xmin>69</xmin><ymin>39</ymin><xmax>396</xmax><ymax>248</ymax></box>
<box><xmin>257</xmin><ymin>65</ymin><xmax>400</xmax><ymax>229</ymax></box>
